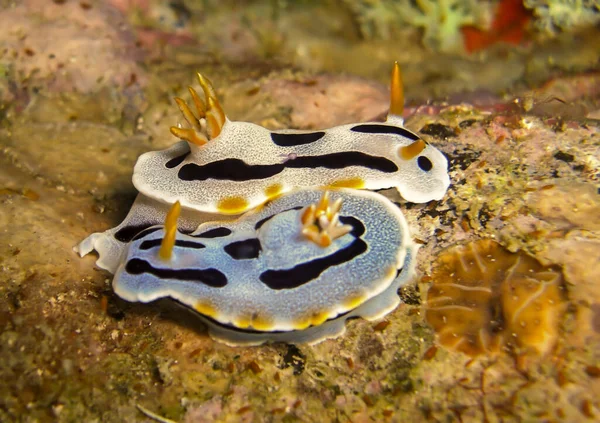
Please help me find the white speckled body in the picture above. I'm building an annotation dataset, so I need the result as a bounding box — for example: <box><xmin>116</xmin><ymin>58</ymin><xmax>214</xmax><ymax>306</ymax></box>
<box><xmin>114</xmin><ymin>188</ymin><xmax>417</xmax><ymax>344</ymax></box>
<box><xmin>133</xmin><ymin>117</ymin><xmax>450</xmax><ymax>215</ymax></box>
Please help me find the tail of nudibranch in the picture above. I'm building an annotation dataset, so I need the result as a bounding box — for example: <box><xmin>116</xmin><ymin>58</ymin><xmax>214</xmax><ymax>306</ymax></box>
<box><xmin>387</xmin><ymin>61</ymin><xmax>404</xmax><ymax>124</ymax></box>
<box><xmin>170</xmin><ymin>73</ymin><xmax>226</xmax><ymax>147</ymax></box>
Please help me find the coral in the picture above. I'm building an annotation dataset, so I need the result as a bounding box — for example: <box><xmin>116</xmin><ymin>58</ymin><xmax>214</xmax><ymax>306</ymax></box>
<box><xmin>424</xmin><ymin>239</ymin><xmax>566</xmax><ymax>356</ymax></box>
<box><xmin>528</xmin><ymin>182</ymin><xmax>600</xmax><ymax>231</ymax></box>
<box><xmin>0</xmin><ymin>0</ymin><xmax>146</xmax><ymax>94</ymax></box>
<box><xmin>341</xmin><ymin>0</ymin><xmax>402</xmax><ymax>40</ymax></box>
<box><xmin>524</xmin><ymin>0</ymin><xmax>600</xmax><ymax>33</ymax></box>
<box><xmin>341</xmin><ymin>0</ymin><xmax>488</xmax><ymax>52</ymax></box>
<box><xmin>462</xmin><ymin>0</ymin><xmax>531</xmax><ymax>52</ymax></box>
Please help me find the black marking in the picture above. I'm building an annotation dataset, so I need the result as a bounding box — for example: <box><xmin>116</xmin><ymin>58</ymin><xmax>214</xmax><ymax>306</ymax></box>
<box><xmin>285</xmin><ymin>153</ymin><xmax>397</xmax><ymax>173</ymax></box>
<box><xmin>477</xmin><ymin>203</ymin><xmax>493</xmax><ymax>228</ymax></box>
<box><xmin>397</xmin><ymin>276</ymin><xmax>421</xmax><ymax>305</ymax></box>
<box><xmin>458</xmin><ymin>119</ymin><xmax>479</xmax><ymax>129</ymax></box>
<box><xmin>179</xmin><ymin>158</ymin><xmax>281</xmax><ymax>181</ymax></box>
<box><xmin>178</xmin><ymin>153</ymin><xmax>397</xmax><ymax>182</ymax></box>
<box><xmin>419</xmin><ymin>123</ymin><xmax>457</xmax><ymax>139</ymax></box>
<box><xmin>125</xmin><ymin>258</ymin><xmax>226</xmax><ymax>287</ymax></box>
<box><xmin>553</xmin><ymin>151</ymin><xmax>575</xmax><ymax>163</ymax></box>
<box><xmin>259</xmin><ymin>217</ymin><xmax>366</xmax><ymax>290</ymax></box>
<box><xmin>118</xmin><ymin>222</ymin><xmax>195</xmax><ymax>243</ymax></box>
<box><xmin>339</xmin><ymin>216</ymin><xmax>365</xmax><ymax>237</ymax></box>
<box><xmin>446</xmin><ymin>149</ymin><xmax>481</xmax><ymax>172</ymax></box>
<box><xmin>417</xmin><ymin>156</ymin><xmax>433</xmax><ymax>172</ymax></box>
<box><xmin>115</xmin><ymin>224</ymin><xmax>156</xmax><ymax>243</ymax></box>
<box><xmin>165</xmin><ymin>150</ymin><xmax>191</xmax><ymax>169</ymax></box>
<box><xmin>255</xmin><ymin>206</ymin><xmax>303</xmax><ymax>230</ymax></box>
<box><xmin>224</xmin><ymin>238</ymin><xmax>261</xmax><ymax>260</ymax></box>
<box><xmin>271</xmin><ymin>131</ymin><xmax>325</xmax><ymax>147</ymax></box>
<box><xmin>280</xmin><ymin>344</ymin><xmax>306</xmax><ymax>375</ymax></box>
<box><xmin>139</xmin><ymin>239</ymin><xmax>206</xmax><ymax>250</ymax></box>
<box><xmin>193</xmin><ymin>227</ymin><xmax>232</xmax><ymax>238</ymax></box>
<box><xmin>351</xmin><ymin>124</ymin><xmax>420</xmax><ymax>141</ymax></box>
<box><xmin>132</xmin><ymin>227</ymin><xmax>161</xmax><ymax>241</ymax></box>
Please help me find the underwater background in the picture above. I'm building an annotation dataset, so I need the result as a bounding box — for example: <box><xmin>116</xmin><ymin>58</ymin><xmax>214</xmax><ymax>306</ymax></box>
<box><xmin>1</xmin><ymin>0</ymin><xmax>599</xmax><ymax>421</ymax></box>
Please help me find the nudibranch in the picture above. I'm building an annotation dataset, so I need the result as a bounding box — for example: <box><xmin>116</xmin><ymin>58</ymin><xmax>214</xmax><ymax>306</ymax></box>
<box><xmin>76</xmin><ymin>63</ymin><xmax>449</xmax><ymax>274</ymax></box>
<box><xmin>75</xmin><ymin>63</ymin><xmax>449</xmax><ymax>345</ymax></box>
<box><xmin>133</xmin><ymin>63</ymin><xmax>450</xmax><ymax>215</ymax></box>
<box><xmin>114</xmin><ymin>188</ymin><xmax>417</xmax><ymax>345</ymax></box>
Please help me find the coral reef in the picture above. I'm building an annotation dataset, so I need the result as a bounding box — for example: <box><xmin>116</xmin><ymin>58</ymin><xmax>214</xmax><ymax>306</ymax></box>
<box><xmin>341</xmin><ymin>0</ymin><xmax>489</xmax><ymax>52</ymax></box>
<box><xmin>0</xmin><ymin>0</ymin><xmax>146</xmax><ymax>95</ymax></box>
<box><xmin>1</xmin><ymin>0</ymin><xmax>600</xmax><ymax>421</ymax></box>
<box><xmin>424</xmin><ymin>239</ymin><xmax>566</xmax><ymax>356</ymax></box>
<box><xmin>462</xmin><ymin>0</ymin><xmax>531</xmax><ymax>52</ymax></box>
<box><xmin>524</xmin><ymin>0</ymin><xmax>600</xmax><ymax>33</ymax></box>
<box><xmin>227</xmin><ymin>74</ymin><xmax>390</xmax><ymax>129</ymax></box>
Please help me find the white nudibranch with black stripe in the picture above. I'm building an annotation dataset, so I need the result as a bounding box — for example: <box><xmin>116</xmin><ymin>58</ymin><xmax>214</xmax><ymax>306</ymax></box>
<box><xmin>115</xmin><ymin>189</ymin><xmax>416</xmax><ymax>345</ymax></box>
<box><xmin>133</xmin><ymin>65</ymin><xmax>449</xmax><ymax>215</ymax></box>
<box><xmin>75</xmin><ymin>63</ymin><xmax>450</xmax><ymax>346</ymax></box>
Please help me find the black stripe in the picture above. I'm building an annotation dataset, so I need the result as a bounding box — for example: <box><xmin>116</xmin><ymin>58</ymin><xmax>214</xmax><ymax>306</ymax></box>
<box><xmin>116</xmin><ymin>221</ymin><xmax>195</xmax><ymax>243</ymax></box>
<box><xmin>193</xmin><ymin>227</ymin><xmax>232</xmax><ymax>238</ymax></box>
<box><xmin>260</xmin><ymin>239</ymin><xmax>367</xmax><ymax>290</ymax></box>
<box><xmin>285</xmin><ymin>152</ymin><xmax>397</xmax><ymax>172</ymax></box>
<box><xmin>224</xmin><ymin>238</ymin><xmax>261</xmax><ymax>259</ymax></box>
<box><xmin>125</xmin><ymin>258</ymin><xmax>226</xmax><ymax>287</ymax></box>
<box><xmin>258</xmin><ymin>217</ymin><xmax>366</xmax><ymax>290</ymax></box>
<box><xmin>165</xmin><ymin>150</ymin><xmax>191</xmax><ymax>169</ymax></box>
<box><xmin>339</xmin><ymin>216</ymin><xmax>365</xmax><ymax>237</ymax></box>
<box><xmin>139</xmin><ymin>239</ymin><xmax>206</xmax><ymax>250</ymax></box>
<box><xmin>115</xmin><ymin>224</ymin><xmax>157</xmax><ymax>242</ymax></box>
<box><xmin>132</xmin><ymin>227</ymin><xmax>161</xmax><ymax>241</ymax></box>
<box><xmin>178</xmin><ymin>152</ymin><xmax>397</xmax><ymax>182</ymax></box>
<box><xmin>351</xmin><ymin>124</ymin><xmax>420</xmax><ymax>141</ymax></box>
<box><xmin>271</xmin><ymin>132</ymin><xmax>325</xmax><ymax>146</ymax></box>
<box><xmin>255</xmin><ymin>206</ymin><xmax>303</xmax><ymax>230</ymax></box>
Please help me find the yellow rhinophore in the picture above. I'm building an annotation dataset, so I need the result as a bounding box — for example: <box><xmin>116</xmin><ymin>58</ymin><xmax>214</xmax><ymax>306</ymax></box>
<box><xmin>389</xmin><ymin>61</ymin><xmax>404</xmax><ymax>118</ymax></box>
<box><xmin>159</xmin><ymin>201</ymin><xmax>181</xmax><ymax>260</ymax></box>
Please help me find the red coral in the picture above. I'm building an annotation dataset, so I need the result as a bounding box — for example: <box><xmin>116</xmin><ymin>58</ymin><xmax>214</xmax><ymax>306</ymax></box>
<box><xmin>462</xmin><ymin>0</ymin><xmax>531</xmax><ymax>53</ymax></box>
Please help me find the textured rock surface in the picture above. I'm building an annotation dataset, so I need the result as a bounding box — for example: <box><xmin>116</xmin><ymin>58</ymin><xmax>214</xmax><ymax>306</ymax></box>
<box><xmin>1</xmin><ymin>1</ymin><xmax>600</xmax><ymax>422</ymax></box>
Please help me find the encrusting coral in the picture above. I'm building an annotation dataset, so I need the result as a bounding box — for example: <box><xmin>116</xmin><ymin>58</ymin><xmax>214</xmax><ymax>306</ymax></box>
<box><xmin>424</xmin><ymin>239</ymin><xmax>566</xmax><ymax>356</ymax></box>
<box><xmin>341</xmin><ymin>0</ymin><xmax>488</xmax><ymax>52</ymax></box>
<box><xmin>524</xmin><ymin>0</ymin><xmax>600</xmax><ymax>33</ymax></box>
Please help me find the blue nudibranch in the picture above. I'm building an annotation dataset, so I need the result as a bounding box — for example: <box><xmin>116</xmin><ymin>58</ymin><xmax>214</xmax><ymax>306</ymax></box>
<box><xmin>76</xmin><ymin>63</ymin><xmax>450</xmax><ymax>346</ymax></box>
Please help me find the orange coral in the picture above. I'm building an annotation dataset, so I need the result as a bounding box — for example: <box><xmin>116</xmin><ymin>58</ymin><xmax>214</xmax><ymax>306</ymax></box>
<box><xmin>424</xmin><ymin>239</ymin><xmax>565</xmax><ymax>356</ymax></box>
<box><xmin>462</xmin><ymin>0</ymin><xmax>531</xmax><ymax>53</ymax></box>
